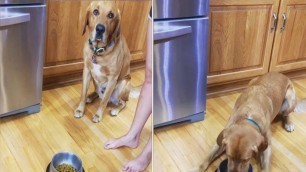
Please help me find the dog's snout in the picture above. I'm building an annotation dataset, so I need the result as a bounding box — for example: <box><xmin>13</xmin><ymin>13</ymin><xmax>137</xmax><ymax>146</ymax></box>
<box><xmin>96</xmin><ymin>24</ymin><xmax>105</xmax><ymax>33</ymax></box>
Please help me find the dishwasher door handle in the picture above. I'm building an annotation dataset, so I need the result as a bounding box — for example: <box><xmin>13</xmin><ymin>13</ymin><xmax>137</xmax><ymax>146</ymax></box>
<box><xmin>154</xmin><ymin>25</ymin><xmax>192</xmax><ymax>41</ymax></box>
<box><xmin>0</xmin><ymin>13</ymin><xmax>30</xmax><ymax>27</ymax></box>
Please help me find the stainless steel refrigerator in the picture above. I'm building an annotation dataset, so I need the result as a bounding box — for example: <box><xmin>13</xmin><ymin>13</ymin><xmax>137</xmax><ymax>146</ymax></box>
<box><xmin>0</xmin><ymin>0</ymin><xmax>46</xmax><ymax>117</ymax></box>
<box><xmin>153</xmin><ymin>0</ymin><xmax>209</xmax><ymax>127</ymax></box>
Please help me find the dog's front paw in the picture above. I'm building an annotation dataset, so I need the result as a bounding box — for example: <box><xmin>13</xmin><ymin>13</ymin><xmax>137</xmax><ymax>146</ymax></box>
<box><xmin>285</xmin><ymin>123</ymin><xmax>294</xmax><ymax>132</ymax></box>
<box><xmin>74</xmin><ymin>109</ymin><xmax>84</xmax><ymax>118</ymax></box>
<box><xmin>92</xmin><ymin>114</ymin><xmax>102</xmax><ymax>123</ymax></box>
<box><xmin>110</xmin><ymin>109</ymin><xmax>120</xmax><ymax>116</ymax></box>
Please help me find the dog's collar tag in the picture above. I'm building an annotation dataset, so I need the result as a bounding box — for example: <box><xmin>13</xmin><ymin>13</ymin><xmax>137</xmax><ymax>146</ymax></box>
<box><xmin>92</xmin><ymin>55</ymin><xmax>97</xmax><ymax>64</ymax></box>
<box><xmin>88</xmin><ymin>39</ymin><xmax>111</xmax><ymax>55</ymax></box>
<box><xmin>96</xmin><ymin>47</ymin><xmax>105</xmax><ymax>53</ymax></box>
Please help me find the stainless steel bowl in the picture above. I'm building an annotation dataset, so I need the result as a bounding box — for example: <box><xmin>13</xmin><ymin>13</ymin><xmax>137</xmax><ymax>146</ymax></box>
<box><xmin>49</xmin><ymin>152</ymin><xmax>83</xmax><ymax>172</ymax></box>
<box><xmin>215</xmin><ymin>159</ymin><xmax>253</xmax><ymax>172</ymax></box>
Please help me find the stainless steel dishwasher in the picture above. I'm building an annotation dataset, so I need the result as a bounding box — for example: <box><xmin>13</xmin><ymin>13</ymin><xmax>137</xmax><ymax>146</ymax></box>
<box><xmin>0</xmin><ymin>0</ymin><xmax>46</xmax><ymax>117</ymax></box>
<box><xmin>153</xmin><ymin>0</ymin><xmax>209</xmax><ymax>127</ymax></box>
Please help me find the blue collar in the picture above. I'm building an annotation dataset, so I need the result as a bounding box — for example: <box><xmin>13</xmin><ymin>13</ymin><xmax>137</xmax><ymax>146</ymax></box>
<box><xmin>245</xmin><ymin>117</ymin><xmax>261</xmax><ymax>133</ymax></box>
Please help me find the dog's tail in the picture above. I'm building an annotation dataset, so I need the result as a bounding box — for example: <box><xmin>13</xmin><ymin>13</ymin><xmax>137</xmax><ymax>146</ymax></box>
<box><xmin>294</xmin><ymin>98</ymin><xmax>306</xmax><ymax>113</ymax></box>
<box><xmin>129</xmin><ymin>85</ymin><xmax>142</xmax><ymax>99</ymax></box>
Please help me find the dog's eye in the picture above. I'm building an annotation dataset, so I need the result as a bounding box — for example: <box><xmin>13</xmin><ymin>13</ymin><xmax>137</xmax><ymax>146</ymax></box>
<box><xmin>107</xmin><ymin>12</ymin><xmax>114</xmax><ymax>19</ymax></box>
<box><xmin>93</xmin><ymin>9</ymin><xmax>100</xmax><ymax>16</ymax></box>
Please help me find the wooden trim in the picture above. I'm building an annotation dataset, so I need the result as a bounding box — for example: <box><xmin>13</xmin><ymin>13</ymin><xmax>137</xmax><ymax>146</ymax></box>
<box><xmin>43</xmin><ymin>62</ymin><xmax>84</xmax><ymax>77</ymax></box>
<box><xmin>286</xmin><ymin>0</ymin><xmax>306</xmax><ymax>5</ymax></box>
<box><xmin>271</xmin><ymin>62</ymin><xmax>306</xmax><ymax>72</ymax></box>
<box><xmin>283</xmin><ymin>68</ymin><xmax>306</xmax><ymax>79</ymax></box>
<box><xmin>207</xmin><ymin>79</ymin><xmax>250</xmax><ymax>98</ymax></box>
<box><xmin>43</xmin><ymin>71</ymin><xmax>82</xmax><ymax>90</ymax></box>
<box><xmin>207</xmin><ymin>68</ymin><xmax>265</xmax><ymax>84</ymax></box>
<box><xmin>211</xmin><ymin>0</ymin><xmax>276</xmax><ymax>6</ymax></box>
<box><xmin>207</xmin><ymin>68</ymin><xmax>306</xmax><ymax>97</ymax></box>
<box><xmin>43</xmin><ymin>60</ymin><xmax>145</xmax><ymax>90</ymax></box>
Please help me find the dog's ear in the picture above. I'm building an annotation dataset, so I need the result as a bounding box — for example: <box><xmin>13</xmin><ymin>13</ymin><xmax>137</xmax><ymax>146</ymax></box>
<box><xmin>82</xmin><ymin>9</ymin><xmax>89</xmax><ymax>35</ymax></box>
<box><xmin>217</xmin><ymin>129</ymin><xmax>227</xmax><ymax>147</ymax></box>
<box><xmin>112</xmin><ymin>9</ymin><xmax>121</xmax><ymax>40</ymax></box>
<box><xmin>252</xmin><ymin>134</ymin><xmax>268</xmax><ymax>157</ymax></box>
<box><xmin>258</xmin><ymin>136</ymin><xmax>268</xmax><ymax>152</ymax></box>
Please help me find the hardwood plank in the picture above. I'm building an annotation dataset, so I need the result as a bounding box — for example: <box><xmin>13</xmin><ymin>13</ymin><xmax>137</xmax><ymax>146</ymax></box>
<box><xmin>0</xmin><ymin>70</ymin><xmax>152</xmax><ymax>171</ymax></box>
<box><xmin>0</xmin><ymin>131</ymin><xmax>21</xmax><ymax>172</ymax></box>
<box><xmin>154</xmin><ymin>77</ymin><xmax>306</xmax><ymax>171</ymax></box>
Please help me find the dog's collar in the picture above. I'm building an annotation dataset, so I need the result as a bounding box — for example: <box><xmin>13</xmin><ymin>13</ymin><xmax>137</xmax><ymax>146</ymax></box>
<box><xmin>88</xmin><ymin>39</ymin><xmax>113</xmax><ymax>55</ymax></box>
<box><xmin>245</xmin><ymin>117</ymin><xmax>262</xmax><ymax>133</ymax></box>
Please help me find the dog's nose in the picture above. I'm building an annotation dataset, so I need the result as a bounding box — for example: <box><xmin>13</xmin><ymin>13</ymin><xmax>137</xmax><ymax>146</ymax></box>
<box><xmin>96</xmin><ymin>24</ymin><xmax>105</xmax><ymax>34</ymax></box>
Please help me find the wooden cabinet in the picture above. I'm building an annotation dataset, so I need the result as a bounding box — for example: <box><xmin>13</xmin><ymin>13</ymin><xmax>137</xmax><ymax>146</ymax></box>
<box><xmin>270</xmin><ymin>0</ymin><xmax>306</xmax><ymax>72</ymax></box>
<box><xmin>208</xmin><ymin>0</ymin><xmax>280</xmax><ymax>84</ymax></box>
<box><xmin>43</xmin><ymin>1</ymin><xmax>151</xmax><ymax>88</ymax></box>
<box><xmin>208</xmin><ymin>0</ymin><xmax>306</xmax><ymax>89</ymax></box>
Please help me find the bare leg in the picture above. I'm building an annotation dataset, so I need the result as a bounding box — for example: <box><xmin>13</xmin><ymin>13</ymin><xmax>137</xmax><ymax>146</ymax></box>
<box><xmin>122</xmin><ymin>136</ymin><xmax>152</xmax><ymax>172</ymax></box>
<box><xmin>103</xmin><ymin>76</ymin><xmax>151</xmax><ymax>148</ymax></box>
<box><xmin>104</xmin><ymin>20</ymin><xmax>152</xmax><ymax>150</ymax></box>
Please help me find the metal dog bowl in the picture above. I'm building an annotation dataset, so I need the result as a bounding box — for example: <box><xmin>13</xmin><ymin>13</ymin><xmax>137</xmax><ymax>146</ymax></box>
<box><xmin>47</xmin><ymin>152</ymin><xmax>84</xmax><ymax>172</ymax></box>
<box><xmin>215</xmin><ymin>159</ymin><xmax>253</xmax><ymax>172</ymax></box>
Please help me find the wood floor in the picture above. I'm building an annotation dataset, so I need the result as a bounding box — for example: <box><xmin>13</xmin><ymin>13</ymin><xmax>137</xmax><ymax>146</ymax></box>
<box><xmin>0</xmin><ymin>70</ymin><xmax>152</xmax><ymax>172</ymax></box>
<box><xmin>154</xmin><ymin>77</ymin><xmax>306</xmax><ymax>172</ymax></box>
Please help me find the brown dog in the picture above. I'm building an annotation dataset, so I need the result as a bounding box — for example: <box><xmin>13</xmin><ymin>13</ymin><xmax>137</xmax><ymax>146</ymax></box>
<box><xmin>195</xmin><ymin>72</ymin><xmax>297</xmax><ymax>172</ymax></box>
<box><xmin>74</xmin><ymin>1</ymin><xmax>131</xmax><ymax>123</ymax></box>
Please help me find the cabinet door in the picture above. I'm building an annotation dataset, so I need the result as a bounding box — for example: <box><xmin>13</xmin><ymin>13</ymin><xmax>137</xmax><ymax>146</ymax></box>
<box><xmin>44</xmin><ymin>1</ymin><xmax>90</xmax><ymax>77</ymax></box>
<box><xmin>208</xmin><ymin>0</ymin><xmax>280</xmax><ymax>84</ymax></box>
<box><xmin>270</xmin><ymin>0</ymin><xmax>306</xmax><ymax>72</ymax></box>
<box><xmin>116</xmin><ymin>1</ymin><xmax>151</xmax><ymax>62</ymax></box>
<box><xmin>44</xmin><ymin>1</ymin><xmax>151</xmax><ymax>83</ymax></box>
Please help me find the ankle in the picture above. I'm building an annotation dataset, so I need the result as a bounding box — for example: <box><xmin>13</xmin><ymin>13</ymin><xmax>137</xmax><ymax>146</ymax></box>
<box><xmin>139</xmin><ymin>148</ymin><xmax>152</xmax><ymax>162</ymax></box>
<box><xmin>126</xmin><ymin>132</ymin><xmax>140</xmax><ymax>140</ymax></box>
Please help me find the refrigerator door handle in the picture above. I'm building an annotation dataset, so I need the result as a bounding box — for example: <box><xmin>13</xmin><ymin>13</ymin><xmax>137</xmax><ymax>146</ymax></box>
<box><xmin>0</xmin><ymin>13</ymin><xmax>30</xmax><ymax>27</ymax></box>
<box><xmin>154</xmin><ymin>25</ymin><xmax>192</xmax><ymax>41</ymax></box>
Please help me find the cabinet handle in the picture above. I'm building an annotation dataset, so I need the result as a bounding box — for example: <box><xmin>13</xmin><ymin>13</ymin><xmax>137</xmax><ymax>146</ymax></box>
<box><xmin>280</xmin><ymin>13</ymin><xmax>286</xmax><ymax>32</ymax></box>
<box><xmin>271</xmin><ymin>12</ymin><xmax>277</xmax><ymax>32</ymax></box>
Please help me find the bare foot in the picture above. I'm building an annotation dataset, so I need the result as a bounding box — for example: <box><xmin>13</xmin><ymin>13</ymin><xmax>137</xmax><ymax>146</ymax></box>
<box><xmin>104</xmin><ymin>134</ymin><xmax>139</xmax><ymax>149</ymax></box>
<box><xmin>122</xmin><ymin>147</ymin><xmax>151</xmax><ymax>172</ymax></box>
<box><xmin>122</xmin><ymin>137</ymin><xmax>152</xmax><ymax>172</ymax></box>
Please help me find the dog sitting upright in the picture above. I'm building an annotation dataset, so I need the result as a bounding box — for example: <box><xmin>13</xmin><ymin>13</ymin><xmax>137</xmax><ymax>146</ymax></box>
<box><xmin>74</xmin><ymin>1</ymin><xmax>131</xmax><ymax>123</ymax></box>
<box><xmin>195</xmin><ymin>72</ymin><xmax>297</xmax><ymax>172</ymax></box>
